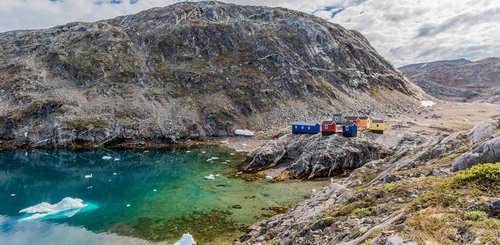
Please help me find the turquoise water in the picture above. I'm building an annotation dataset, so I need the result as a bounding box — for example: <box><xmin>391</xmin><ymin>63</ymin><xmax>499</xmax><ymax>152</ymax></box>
<box><xmin>0</xmin><ymin>148</ymin><xmax>327</xmax><ymax>244</ymax></box>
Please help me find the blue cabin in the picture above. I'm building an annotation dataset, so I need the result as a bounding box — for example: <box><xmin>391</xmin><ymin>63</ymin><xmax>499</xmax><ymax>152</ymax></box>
<box><xmin>342</xmin><ymin>123</ymin><xmax>358</xmax><ymax>137</ymax></box>
<box><xmin>292</xmin><ymin>122</ymin><xmax>320</xmax><ymax>134</ymax></box>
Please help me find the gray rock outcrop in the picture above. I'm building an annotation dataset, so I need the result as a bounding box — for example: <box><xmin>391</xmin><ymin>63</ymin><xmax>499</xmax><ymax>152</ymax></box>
<box><xmin>242</xmin><ymin>133</ymin><xmax>383</xmax><ymax>179</ymax></box>
<box><xmin>452</xmin><ymin>136</ymin><xmax>500</xmax><ymax>171</ymax></box>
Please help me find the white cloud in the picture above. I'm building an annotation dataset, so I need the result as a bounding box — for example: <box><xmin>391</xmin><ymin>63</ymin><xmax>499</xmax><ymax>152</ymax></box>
<box><xmin>0</xmin><ymin>0</ymin><xmax>498</xmax><ymax>66</ymax></box>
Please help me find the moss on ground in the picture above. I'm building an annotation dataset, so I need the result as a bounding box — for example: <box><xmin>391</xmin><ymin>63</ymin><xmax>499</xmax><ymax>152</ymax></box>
<box><xmin>64</xmin><ymin>117</ymin><xmax>109</xmax><ymax>129</ymax></box>
<box><xmin>310</xmin><ymin>163</ymin><xmax>499</xmax><ymax>244</ymax></box>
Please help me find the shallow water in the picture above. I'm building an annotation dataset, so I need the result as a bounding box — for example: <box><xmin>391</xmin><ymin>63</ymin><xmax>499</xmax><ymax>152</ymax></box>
<box><xmin>0</xmin><ymin>148</ymin><xmax>327</xmax><ymax>244</ymax></box>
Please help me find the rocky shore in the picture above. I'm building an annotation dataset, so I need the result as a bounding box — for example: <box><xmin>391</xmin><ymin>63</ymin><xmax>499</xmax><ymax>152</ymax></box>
<box><xmin>237</xmin><ymin>114</ymin><xmax>500</xmax><ymax>244</ymax></box>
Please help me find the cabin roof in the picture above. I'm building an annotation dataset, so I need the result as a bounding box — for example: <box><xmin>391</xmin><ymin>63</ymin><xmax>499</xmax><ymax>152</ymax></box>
<box><xmin>372</xmin><ymin>119</ymin><xmax>384</xmax><ymax>123</ymax></box>
<box><xmin>322</xmin><ymin>120</ymin><xmax>334</xmax><ymax>124</ymax></box>
<box><xmin>359</xmin><ymin>116</ymin><xmax>370</xmax><ymax>119</ymax></box>
<box><xmin>292</xmin><ymin>122</ymin><xmax>319</xmax><ymax>126</ymax></box>
<box><xmin>342</xmin><ymin>123</ymin><xmax>358</xmax><ymax>127</ymax></box>
<box><xmin>345</xmin><ymin>116</ymin><xmax>359</xmax><ymax>120</ymax></box>
<box><xmin>333</xmin><ymin>114</ymin><xmax>343</xmax><ymax>117</ymax></box>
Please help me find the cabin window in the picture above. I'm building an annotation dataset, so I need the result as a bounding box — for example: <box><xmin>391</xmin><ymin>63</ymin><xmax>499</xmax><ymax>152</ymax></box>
<box><xmin>325</xmin><ymin>125</ymin><xmax>328</xmax><ymax>129</ymax></box>
<box><xmin>308</xmin><ymin>126</ymin><xmax>310</xmax><ymax>130</ymax></box>
<box><xmin>376</xmin><ymin>124</ymin><xmax>379</xmax><ymax>127</ymax></box>
<box><xmin>335</xmin><ymin>117</ymin><xmax>338</xmax><ymax>121</ymax></box>
<box><xmin>346</xmin><ymin>126</ymin><xmax>349</xmax><ymax>130</ymax></box>
<box><xmin>294</xmin><ymin>126</ymin><xmax>297</xmax><ymax>129</ymax></box>
<box><xmin>301</xmin><ymin>126</ymin><xmax>304</xmax><ymax>129</ymax></box>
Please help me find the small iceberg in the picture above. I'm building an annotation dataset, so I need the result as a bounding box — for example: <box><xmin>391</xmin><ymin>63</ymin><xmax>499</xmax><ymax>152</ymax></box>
<box><xmin>175</xmin><ymin>233</ymin><xmax>196</xmax><ymax>245</ymax></box>
<box><xmin>421</xmin><ymin>100</ymin><xmax>435</xmax><ymax>108</ymax></box>
<box><xmin>84</xmin><ymin>174</ymin><xmax>93</xmax><ymax>179</ymax></box>
<box><xmin>204</xmin><ymin>174</ymin><xmax>216</xmax><ymax>180</ymax></box>
<box><xmin>19</xmin><ymin>197</ymin><xmax>97</xmax><ymax>221</ymax></box>
<box><xmin>235</xmin><ymin>129</ymin><xmax>255</xmax><ymax>137</ymax></box>
<box><xmin>114</xmin><ymin>158</ymin><xmax>120</xmax><ymax>161</ymax></box>
<box><xmin>206</xmin><ymin>157</ymin><xmax>220</xmax><ymax>162</ymax></box>
<box><xmin>102</xmin><ymin>156</ymin><xmax>112</xmax><ymax>160</ymax></box>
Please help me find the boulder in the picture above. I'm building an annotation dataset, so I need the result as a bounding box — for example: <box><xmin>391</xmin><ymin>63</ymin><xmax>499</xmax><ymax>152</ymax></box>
<box><xmin>452</xmin><ymin>136</ymin><xmax>500</xmax><ymax>172</ymax></box>
<box><xmin>467</xmin><ymin>118</ymin><xmax>500</xmax><ymax>145</ymax></box>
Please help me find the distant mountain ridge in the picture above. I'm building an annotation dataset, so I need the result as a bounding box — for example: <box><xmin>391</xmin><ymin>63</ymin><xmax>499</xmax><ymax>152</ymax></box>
<box><xmin>400</xmin><ymin>57</ymin><xmax>500</xmax><ymax>103</ymax></box>
<box><xmin>0</xmin><ymin>1</ymin><xmax>423</xmax><ymax>148</ymax></box>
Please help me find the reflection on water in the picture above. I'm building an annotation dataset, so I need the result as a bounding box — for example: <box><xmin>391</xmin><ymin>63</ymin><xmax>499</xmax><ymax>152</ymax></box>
<box><xmin>0</xmin><ymin>148</ymin><xmax>328</xmax><ymax>244</ymax></box>
<box><xmin>0</xmin><ymin>215</ymin><xmax>159</xmax><ymax>245</ymax></box>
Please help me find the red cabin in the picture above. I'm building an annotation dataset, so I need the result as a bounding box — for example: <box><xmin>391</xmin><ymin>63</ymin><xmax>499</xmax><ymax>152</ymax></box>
<box><xmin>321</xmin><ymin>121</ymin><xmax>337</xmax><ymax>136</ymax></box>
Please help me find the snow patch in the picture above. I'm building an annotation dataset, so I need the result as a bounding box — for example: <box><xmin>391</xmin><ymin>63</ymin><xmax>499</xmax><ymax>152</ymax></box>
<box><xmin>235</xmin><ymin>129</ymin><xmax>255</xmax><ymax>137</ymax></box>
<box><xmin>421</xmin><ymin>100</ymin><xmax>435</xmax><ymax>108</ymax></box>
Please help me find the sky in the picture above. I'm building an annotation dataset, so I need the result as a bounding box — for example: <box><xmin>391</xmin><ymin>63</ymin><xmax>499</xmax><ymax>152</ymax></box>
<box><xmin>0</xmin><ymin>0</ymin><xmax>498</xmax><ymax>66</ymax></box>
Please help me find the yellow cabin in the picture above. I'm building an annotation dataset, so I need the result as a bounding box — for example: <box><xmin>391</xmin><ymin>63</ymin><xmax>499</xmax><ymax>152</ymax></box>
<box><xmin>370</xmin><ymin>119</ymin><xmax>384</xmax><ymax>134</ymax></box>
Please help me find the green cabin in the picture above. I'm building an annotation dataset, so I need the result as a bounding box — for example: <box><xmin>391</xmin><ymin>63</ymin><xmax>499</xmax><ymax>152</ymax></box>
<box><xmin>332</xmin><ymin>114</ymin><xmax>345</xmax><ymax>124</ymax></box>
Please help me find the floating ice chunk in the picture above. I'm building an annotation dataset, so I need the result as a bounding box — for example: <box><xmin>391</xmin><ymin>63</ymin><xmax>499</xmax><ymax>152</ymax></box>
<box><xmin>186</xmin><ymin>151</ymin><xmax>191</xmax><ymax>153</ymax></box>
<box><xmin>220</xmin><ymin>140</ymin><xmax>229</xmax><ymax>144</ymax></box>
<box><xmin>204</xmin><ymin>174</ymin><xmax>215</xmax><ymax>180</ymax></box>
<box><xmin>144</xmin><ymin>150</ymin><xmax>149</xmax><ymax>153</ymax></box>
<box><xmin>265</xmin><ymin>175</ymin><xmax>273</xmax><ymax>181</ymax></box>
<box><xmin>215</xmin><ymin>174</ymin><xmax>221</xmax><ymax>177</ymax></box>
<box><xmin>153</xmin><ymin>189</ymin><xmax>157</xmax><ymax>192</ymax></box>
<box><xmin>201</xmin><ymin>151</ymin><xmax>206</xmax><ymax>154</ymax></box>
<box><xmin>19</xmin><ymin>197</ymin><xmax>87</xmax><ymax>218</ymax></box>
<box><xmin>230</xmin><ymin>153</ymin><xmax>235</xmax><ymax>156</ymax></box>
<box><xmin>102</xmin><ymin>156</ymin><xmax>112</xmax><ymax>160</ymax></box>
<box><xmin>11</xmin><ymin>194</ymin><xmax>16</xmax><ymax>197</ymax></box>
<box><xmin>421</xmin><ymin>100</ymin><xmax>435</xmax><ymax>108</ymax></box>
<box><xmin>113</xmin><ymin>172</ymin><xmax>117</xmax><ymax>175</ymax></box>
<box><xmin>126</xmin><ymin>204</ymin><xmax>131</xmax><ymax>207</ymax></box>
<box><xmin>87</xmin><ymin>186</ymin><xmax>93</xmax><ymax>189</ymax></box>
<box><xmin>175</xmin><ymin>233</ymin><xmax>196</xmax><ymax>245</ymax></box>
<box><xmin>235</xmin><ymin>129</ymin><xmax>255</xmax><ymax>137</ymax></box>
<box><xmin>114</xmin><ymin>158</ymin><xmax>120</xmax><ymax>161</ymax></box>
<box><xmin>85</xmin><ymin>174</ymin><xmax>93</xmax><ymax>179</ymax></box>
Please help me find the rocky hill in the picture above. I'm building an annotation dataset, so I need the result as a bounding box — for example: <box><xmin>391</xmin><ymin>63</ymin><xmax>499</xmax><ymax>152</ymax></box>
<box><xmin>399</xmin><ymin>58</ymin><xmax>500</xmax><ymax>103</ymax></box>
<box><xmin>0</xmin><ymin>1</ymin><xmax>423</xmax><ymax>148</ymax></box>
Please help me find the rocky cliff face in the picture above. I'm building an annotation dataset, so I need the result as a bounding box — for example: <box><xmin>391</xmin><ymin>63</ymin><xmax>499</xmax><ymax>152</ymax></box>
<box><xmin>399</xmin><ymin>58</ymin><xmax>500</xmax><ymax>103</ymax></box>
<box><xmin>0</xmin><ymin>1</ymin><xmax>423</xmax><ymax>148</ymax></box>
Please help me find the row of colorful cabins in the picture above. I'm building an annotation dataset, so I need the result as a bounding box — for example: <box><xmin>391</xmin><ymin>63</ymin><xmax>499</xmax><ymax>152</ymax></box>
<box><xmin>291</xmin><ymin>114</ymin><xmax>385</xmax><ymax>137</ymax></box>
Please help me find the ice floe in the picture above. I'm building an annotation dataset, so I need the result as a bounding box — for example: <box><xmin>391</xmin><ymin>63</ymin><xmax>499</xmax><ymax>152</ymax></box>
<box><xmin>84</xmin><ymin>174</ymin><xmax>93</xmax><ymax>179</ymax></box>
<box><xmin>204</xmin><ymin>174</ymin><xmax>216</xmax><ymax>180</ymax></box>
<box><xmin>114</xmin><ymin>158</ymin><xmax>120</xmax><ymax>161</ymax></box>
<box><xmin>19</xmin><ymin>197</ymin><xmax>89</xmax><ymax>221</ymax></box>
<box><xmin>235</xmin><ymin>129</ymin><xmax>255</xmax><ymax>137</ymax></box>
<box><xmin>175</xmin><ymin>233</ymin><xmax>196</xmax><ymax>245</ymax></box>
<box><xmin>102</xmin><ymin>156</ymin><xmax>112</xmax><ymax>160</ymax></box>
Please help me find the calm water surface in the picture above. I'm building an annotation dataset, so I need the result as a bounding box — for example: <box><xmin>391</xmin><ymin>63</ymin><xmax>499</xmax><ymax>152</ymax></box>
<box><xmin>0</xmin><ymin>147</ymin><xmax>327</xmax><ymax>244</ymax></box>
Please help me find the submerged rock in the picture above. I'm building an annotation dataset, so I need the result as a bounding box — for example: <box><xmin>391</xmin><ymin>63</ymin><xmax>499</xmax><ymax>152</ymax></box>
<box><xmin>242</xmin><ymin>133</ymin><xmax>383</xmax><ymax>179</ymax></box>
